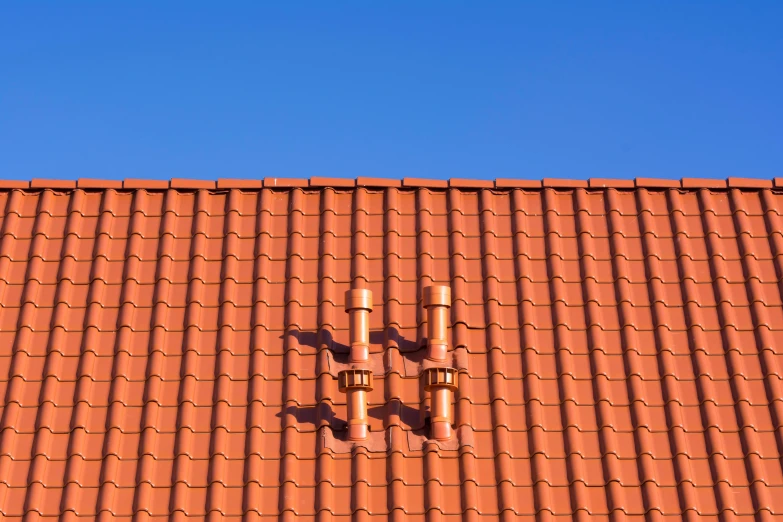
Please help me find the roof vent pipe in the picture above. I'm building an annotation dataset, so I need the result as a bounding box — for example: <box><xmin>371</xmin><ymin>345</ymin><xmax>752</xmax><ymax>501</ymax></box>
<box><xmin>423</xmin><ymin>285</ymin><xmax>450</xmax><ymax>362</ymax></box>
<box><xmin>337</xmin><ymin>369</ymin><xmax>373</xmax><ymax>440</ymax></box>
<box><xmin>345</xmin><ymin>289</ymin><xmax>372</xmax><ymax>363</ymax></box>
<box><xmin>423</xmin><ymin>367</ymin><xmax>458</xmax><ymax>440</ymax></box>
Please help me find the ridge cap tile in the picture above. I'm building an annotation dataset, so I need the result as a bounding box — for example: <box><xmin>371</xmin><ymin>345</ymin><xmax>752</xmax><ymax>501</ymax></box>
<box><xmin>30</xmin><ymin>178</ymin><xmax>76</xmax><ymax>189</ymax></box>
<box><xmin>402</xmin><ymin>177</ymin><xmax>448</xmax><ymax>188</ymax></box>
<box><xmin>309</xmin><ymin>176</ymin><xmax>356</xmax><ymax>188</ymax></box>
<box><xmin>356</xmin><ymin>176</ymin><xmax>402</xmax><ymax>187</ymax></box>
<box><xmin>449</xmin><ymin>178</ymin><xmax>494</xmax><ymax>189</ymax></box>
<box><xmin>681</xmin><ymin>177</ymin><xmax>727</xmax><ymax>189</ymax></box>
<box><xmin>263</xmin><ymin>177</ymin><xmax>309</xmax><ymax>188</ymax></box>
<box><xmin>123</xmin><ymin>178</ymin><xmax>170</xmax><ymax>189</ymax></box>
<box><xmin>635</xmin><ymin>177</ymin><xmax>681</xmax><ymax>188</ymax></box>
<box><xmin>543</xmin><ymin>178</ymin><xmax>588</xmax><ymax>188</ymax></box>
<box><xmin>588</xmin><ymin>178</ymin><xmax>635</xmax><ymax>189</ymax></box>
<box><xmin>170</xmin><ymin>178</ymin><xmax>217</xmax><ymax>189</ymax></box>
<box><xmin>77</xmin><ymin>178</ymin><xmax>123</xmax><ymax>189</ymax></box>
<box><xmin>774</xmin><ymin>177</ymin><xmax>783</xmax><ymax>188</ymax></box>
<box><xmin>727</xmin><ymin>177</ymin><xmax>773</xmax><ymax>189</ymax></box>
<box><xmin>494</xmin><ymin>178</ymin><xmax>542</xmax><ymax>188</ymax></box>
<box><xmin>0</xmin><ymin>180</ymin><xmax>31</xmax><ymax>189</ymax></box>
<box><xmin>216</xmin><ymin>178</ymin><xmax>263</xmax><ymax>189</ymax></box>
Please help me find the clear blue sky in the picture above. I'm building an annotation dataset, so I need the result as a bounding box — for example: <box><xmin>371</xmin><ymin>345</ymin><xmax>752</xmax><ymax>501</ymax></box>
<box><xmin>1</xmin><ymin>3</ymin><xmax>781</xmax><ymax>181</ymax></box>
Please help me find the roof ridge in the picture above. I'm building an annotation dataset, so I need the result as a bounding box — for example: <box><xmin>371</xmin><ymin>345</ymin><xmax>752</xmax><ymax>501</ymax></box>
<box><xmin>0</xmin><ymin>176</ymin><xmax>780</xmax><ymax>190</ymax></box>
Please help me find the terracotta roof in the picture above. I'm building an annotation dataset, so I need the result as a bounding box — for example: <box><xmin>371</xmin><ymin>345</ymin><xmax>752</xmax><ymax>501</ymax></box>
<box><xmin>2</xmin><ymin>177</ymin><xmax>783</xmax><ymax>521</ymax></box>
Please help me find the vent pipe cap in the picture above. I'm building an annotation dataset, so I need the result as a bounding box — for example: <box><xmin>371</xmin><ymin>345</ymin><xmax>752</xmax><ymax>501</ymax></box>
<box><xmin>345</xmin><ymin>289</ymin><xmax>373</xmax><ymax>312</ymax></box>
<box><xmin>424</xmin><ymin>286</ymin><xmax>451</xmax><ymax>308</ymax></box>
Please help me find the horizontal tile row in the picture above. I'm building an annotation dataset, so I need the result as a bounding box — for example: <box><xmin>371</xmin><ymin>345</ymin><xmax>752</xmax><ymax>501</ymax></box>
<box><xmin>4</xmin><ymin>454</ymin><xmax>783</xmax><ymax>488</ymax></box>
<box><xmin>2</xmin><ymin>482</ymin><xmax>783</xmax><ymax>517</ymax></box>
<box><xmin>2</xmin><ymin>401</ymin><xmax>782</xmax><ymax>434</ymax></box>
<box><xmin>3</xmin><ymin>329</ymin><xmax>783</xmax><ymax>360</ymax></box>
<box><xmin>3</xmin><ymin>426</ymin><xmax>781</xmax><ymax>461</ymax></box>
<box><xmin>2</xmin><ymin>183</ymin><xmax>783</xmax><ymax>218</ymax></box>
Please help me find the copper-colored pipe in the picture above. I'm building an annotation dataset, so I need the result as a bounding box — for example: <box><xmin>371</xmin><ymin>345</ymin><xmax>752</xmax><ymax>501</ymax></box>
<box><xmin>424</xmin><ymin>285</ymin><xmax>450</xmax><ymax>362</ymax></box>
<box><xmin>346</xmin><ymin>388</ymin><xmax>369</xmax><ymax>440</ymax></box>
<box><xmin>430</xmin><ymin>387</ymin><xmax>453</xmax><ymax>440</ymax></box>
<box><xmin>338</xmin><ymin>368</ymin><xmax>373</xmax><ymax>441</ymax></box>
<box><xmin>345</xmin><ymin>289</ymin><xmax>372</xmax><ymax>363</ymax></box>
<box><xmin>422</xmin><ymin>367</ymin><xmax>458</xmax><ymax>441</ymax></box>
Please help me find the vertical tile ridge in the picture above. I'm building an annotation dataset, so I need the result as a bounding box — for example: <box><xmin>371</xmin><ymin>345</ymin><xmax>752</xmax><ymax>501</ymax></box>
<box><xmin>572</xmin><ymin>188</ymin><xmax>616</xmax><ymax>518</ymax></box>
<box><xmin>352</xmin><ymin>187</ymin><xmax>369</xmax><ymax>289</ymax></box>
<box><xmin>447</xmin><ymin>189</ymin><xmax>468</xmax><ymax>356</ymax></box>
<box><xmin>0</xmin><ymin>191</ymin><xmax>31</xmax><ymax>517</ymax></box>
<box><xmin>383</xmin><ymin>187</ymin><xmax>407</xmax><ymax>522</ymax></box>
<box><xmin>423</xmin><ymin>443</ymin><xmax>443</xmax><ymax>521</ymax></box>
<box><xmin>510</xmin><ymin>189</ymin><xmax>543</xmax><ymax>352</ymax></box>
<box><xmin>0</xmin><ymin>191</ymin><xmax>37</xmax><ymax>439</ymax></box>
<box><xmin>252</xmin><ymin>187</ymin><xmax>274</xmax><ymax>349</ymax></box>
<box><xmin>458</xmin><ymin>444</ymin><xmax>480</xmax><ymax>522</ymax></box>
<box><xmin>205</xmin><ymin>189</ymin><xmax>234</xmax><ymax>518</ymax></box>
<box><xmin>728</xmin><ymin>188</ymin><xmax>783</xmax><ymax>512</ymax></box>
<box><xmin>446</xmin><ymin>188</ymin><xmax>468</xmax><ymax>351</ymax></box>
<box><xmin>314</xmin><ymin>187</ymin><xmax>335</xmax><ymax>522</ymax></box>
<box><xmin>96</xmin><ymin>189</ymin><xmax>146</xmax><ymax>519</ymax></box>
<box><xmin>315</xmin><ymin>448</ymin><xmax>334</xmax><ymax>522</ymax></box>
<box><xmin>316</xmin><ymin>188</ymin><xmax>336</xmax><ymax>434</ymax></box>
<box><xmin>244</xmin><ymin>188</ymin><xmax>276</xmax><ymax>520</ymax></box>
<box><xmin>280</xmin><ymin>188</ymin><xmax>304</xmax><ymax>521</ymax></box>
<box><xmin>352</xmin><ymin>445</ymin><xmax>371</xmax><ymax>521</ymax></box>
<box><xmin>538</xmin><ymin>188</ymin><xmax>575</xmax><ymax>517</ymax></box>
<box><xmin>383</xmin><ymin>187</ymin><xmax>403</xmax><ymax>333</ymax></box>
<box><xmin>387</xmin><ymin>420</ymin><xmax>406</xmax><ymax>522</ymax></box>
<box><xmin>478</xmin><ymin>188</ymin><xmax>515</xmax><ymax>517</ymax></box>
<box><xmin>383</xmin><ymin>186</ymin><xmax>404</xmax><ymax>374</ymax></box>
<box><xmin>185</xmin><ymin>189</ymin><xmax>210</xmax><ymax>341</ymax></box>
<box><xmin>170</xmin><ymin>189</ymin><xmax>210</xmax><ymax>519</ymax></box>
<box><xmin>447</xmin><ymin>189</ymin><xmax>477</xmax><ymax>522</ymax></box>
<box><xmin>132</xmin><ymin>188</ymin><xmax>179</xmax><ymax>520</ymax></box>
<box><xmin>45</xmin><ymin>194</ymin><xmax>81</xmax><ymax>360</ymax></box>
<box><xmin>219</xmin><ymin>188</ymin><xmax>243</xmax><ymax>354</ymax></box>
<box><xmin>19</xmin><ymin>189</ymin><xmax>75</xmax><ymax>520</ymax></box>
<box><xmin>82</xmin><ymin>189</ymin><xmax>118</xmax><ymax>353</ymax></box>
<box><xmin>14</xmin><ymin>189</ymin><xmax>51</xmax><ymax>355</ymax></box>
<box><xmin>605</xmin><ymin>188</ymin><xmax>661</xmax><ymax>519</ymax></box>
<box><xmin>416</xmin><ymin>188</ymin><xmax>434</xmax><ymax>343</ymax></box>
<box><xmin>59</xmin><ymin>189</ymin><xmax>115</xmax><ymax>518</ymax></box>
<box><xmin>508</xmin><ymin>188</ymin><xmax>540</xmax><ymax>519</ymax></box>
<box><xmin>663</xmin><ymin>188</ymin><xmax>718</xmax><ymax>518</ymax></box>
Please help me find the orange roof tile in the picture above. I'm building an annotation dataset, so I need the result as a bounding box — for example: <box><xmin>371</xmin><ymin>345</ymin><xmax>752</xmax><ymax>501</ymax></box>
<box><xmin>77</xmin><ymin>178</ymin><xmax>123</xmax><ymax>189</ymax></box>
<box><xmin>635</xmin><ymin>177</ymin><xmax>681</xmax><ymax>188</ymax></box>
<box><xmin>681</xmin><ymin>177</ymin><xmax>727</xmax><ymax>189</ymax></box>
<box><xmin>1</xmin><ymin>177</ymin><xmax>782</xmax><ymax>520</ymax></box>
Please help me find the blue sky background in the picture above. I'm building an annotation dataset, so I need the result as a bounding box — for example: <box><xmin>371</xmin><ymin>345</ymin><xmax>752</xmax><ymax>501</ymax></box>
<box><xmin>1</xmin><ymin>3</ymin><xmax>781</xmax><ymax>181</ymax></box>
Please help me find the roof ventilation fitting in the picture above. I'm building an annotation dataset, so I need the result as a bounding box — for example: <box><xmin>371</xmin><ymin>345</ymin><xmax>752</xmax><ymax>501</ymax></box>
<box><xmin>338</xmin><ymin>368</ymin><xmax>373</xmax><ymax>441</ymax></box>
<box><xmin>344</xmin><ymin>289</ymin><xmax>372</xmax><ymax>363</ymax></box>
<box><xmin>423</xmin><ymin>285</ymin><xmax>450</xmax><ymax>362</ymax></box>
<box><xmin>421</xmin><ymin>285</ymin><xmax>459</xmax><ymax>440</ymax></box>
<box><xmin>337</xmin><ymin>289</ymin><xmax>373</xmax><ymax>440</ymax></box>
<box><xmin>422</xmin><ymin>367</ymin><xmax>458</xmax><ymax>440</ymax></box>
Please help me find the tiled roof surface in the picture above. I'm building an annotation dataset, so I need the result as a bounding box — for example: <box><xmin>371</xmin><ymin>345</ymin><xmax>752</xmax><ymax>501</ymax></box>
<box><xmin>2</xmin><ymin>177</ymin><xmax>783</xmax><ymax>521</ymax></box>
